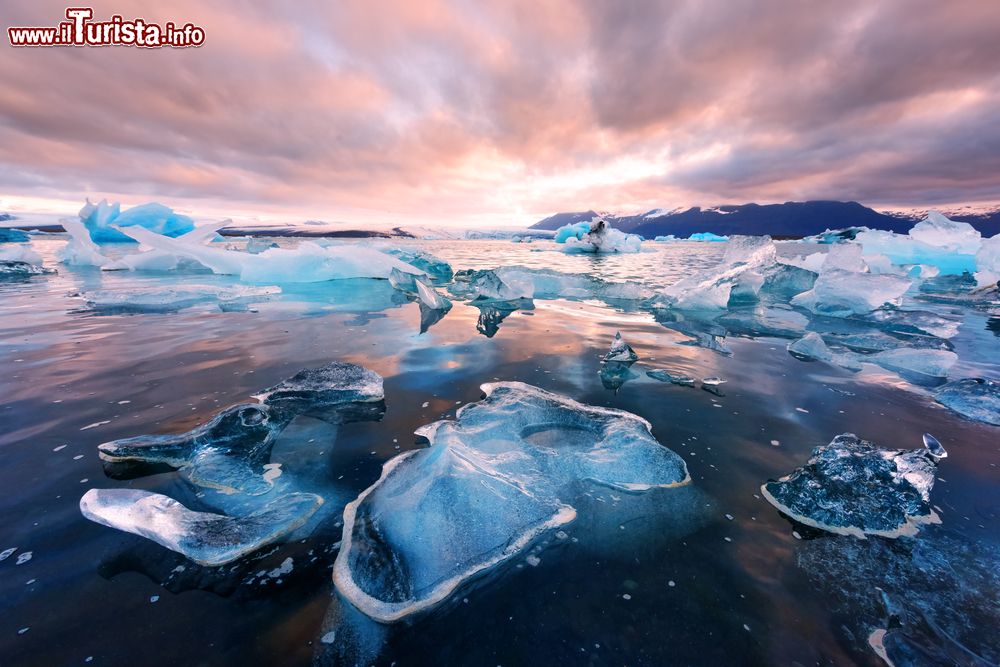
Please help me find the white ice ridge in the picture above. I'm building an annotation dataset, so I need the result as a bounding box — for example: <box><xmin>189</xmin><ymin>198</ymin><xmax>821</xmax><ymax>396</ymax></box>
<box><xmin>333</xmin><ymin>382</ymin><xmax>689</xmax><ymax>623</ymax></box>
<box><xmin>80</xmin><ymin>489</ymin><xmax>322</xmax><ymax>566</ymax></box>
<box><xmin>113</xmin><ymin>225</ymin><xmax>425</xmax><ymax>283</ymax></box>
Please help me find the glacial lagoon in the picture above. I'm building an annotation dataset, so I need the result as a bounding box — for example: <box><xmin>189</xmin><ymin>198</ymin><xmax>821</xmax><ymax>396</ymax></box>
<box><xmin>1</xmin><ymin>231</ymin><xmax>999</xmax><ymax>666</ymax></box>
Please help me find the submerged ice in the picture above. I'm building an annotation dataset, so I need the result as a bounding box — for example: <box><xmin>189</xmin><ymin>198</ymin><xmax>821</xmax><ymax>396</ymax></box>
<box><xmin>333</xmin><ymin>382</ymin><xmax>689</xmax><ymax>623</ymax></box>
<box><xmin>761</xmin><ymin>433</ymin><xmax>943</xmax><ymax>538</ymax></box>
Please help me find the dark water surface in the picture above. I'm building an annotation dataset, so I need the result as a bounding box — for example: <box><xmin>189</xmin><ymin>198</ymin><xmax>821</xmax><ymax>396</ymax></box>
<box><xmin>1</xmin><ymin>238</ymin><xmax>998</xmax><ymax>666</ymax></box>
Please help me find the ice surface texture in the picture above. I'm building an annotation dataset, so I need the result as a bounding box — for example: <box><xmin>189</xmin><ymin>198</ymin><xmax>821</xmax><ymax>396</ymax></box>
<box><xmin>762</xmin><ymin>433</ymin><xmax>941</xmax><ymax>538</ymax></box>
<box><xmin>333</xmin><ymin>382</ymin><xmax>689</xmax><ymax>623</ymax></box>
<box><xmin>78</xmin><ymin>199</ymin><xmax>195</xmax><ymax>244</ymax></box>
<box><xmin>80</xmin><ymin>489</ymin><xmax>322</xmax><ymax>566</ymax></box>
<box><xmin>934</xmin><ymin>378</ymin><xmax>1000</xmax><ymax>426</ymax></box>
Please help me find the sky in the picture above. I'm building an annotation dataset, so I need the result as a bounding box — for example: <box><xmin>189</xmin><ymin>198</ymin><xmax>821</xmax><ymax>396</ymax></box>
<box><xmin>2</xmin><ymin>0</ymin><xmax>999</xmax><ymax>227</ymax></box>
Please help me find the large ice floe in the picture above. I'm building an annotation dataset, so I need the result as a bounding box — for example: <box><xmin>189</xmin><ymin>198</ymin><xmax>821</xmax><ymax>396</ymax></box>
<box><xmin>933</xmin><ymin>378</ymin><xmax>1000</xmax><ymax>426</ymax></box>
<box><xmin>80</xmin><ymin>489</ymin><xmax>323</xmax><ymax>567</ymax></box>
<box><xmin>77</xmin><ymin>198</ymin><xmax>196</xmax><ymax>243</ymax></box>
<box><xmin>560</xmin><ymin>218</ymin><xmax>642</xmax><ymax>254</ymax></box>
<box><xmin>84</xmin><ymin>362</ymin><xmax>384</xmax><ymax>564</ymax></box>
<box><xmin>761</xmin><ymin>433</ymin><xmax>944</xmax><ymax>538</ymax></box>
<box><xmin>333</xmin><ymin>382</ymin><xmax>689</xmax><ymax>623</ymax></box>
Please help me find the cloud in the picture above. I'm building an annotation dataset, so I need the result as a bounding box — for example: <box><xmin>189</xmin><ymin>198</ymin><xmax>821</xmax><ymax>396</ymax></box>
<box><xmin>1</xmin><ymin>0</ymin><xmax>998</xmax><ymax>224</ymax></box>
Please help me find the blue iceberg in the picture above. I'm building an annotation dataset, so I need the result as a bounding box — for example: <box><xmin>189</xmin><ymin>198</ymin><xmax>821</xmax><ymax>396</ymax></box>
<box><xmin>78</xmin><ymin>199</ymin><xmax>196</xmax><ymax>243</ymax></box>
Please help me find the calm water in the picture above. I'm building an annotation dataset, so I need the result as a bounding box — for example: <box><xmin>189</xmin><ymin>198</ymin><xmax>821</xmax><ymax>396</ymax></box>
<box><xmin>1</xmin><ymin>237</ymin><xmax>998</xmax><ymax>666</ymax></box>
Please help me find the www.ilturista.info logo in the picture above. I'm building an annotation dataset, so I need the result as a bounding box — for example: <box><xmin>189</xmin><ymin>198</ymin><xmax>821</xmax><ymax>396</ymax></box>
<box><xmin>8</xmin><ymin>8</ymin><xmax>205</xmax><ymax>48</ymax></box>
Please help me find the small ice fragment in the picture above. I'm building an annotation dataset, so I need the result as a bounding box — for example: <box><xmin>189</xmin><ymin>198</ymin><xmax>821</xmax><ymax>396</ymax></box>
<box><xmin>526</xmin><ymin>555</ymin><xmax>541</xmax><ymax>567</ymax></box>
<box><xmin>267</xmin><ymin>557</ymin><xmax>293</xmax><ymax>578</ymax></box>
<box><xmin>605</xmin><ymin>331</ymin><xmax>638</xmax><ymax>362</ymax></box>
<box><xmin>320</xmin><ymin>631</ymin><xmax>337</xmax><ymax>644</ymax></box>
<box><xmin>702</xmin><ymin>377</ymin><xmax>726</xmax><ymax>386</ymax></box>
<box><xmin>18</xmin><ymin>627</ymin><xmax>29</xmax><ymax>635</ymax></box>
<box><xmin>795</xmin><ymin>407</ymin><xmax>809</xmax><ymax>414</ymax></box>
<box><xmin>80</xmin><ymin>420</ymin><xmax>111</xmax><ymax>431</ymax></box>
<box><xmin>922</xmin><ymin>433</ymin><xmax>947</xmax><ymax>459</ymax></box>
<box><xmin>646</xmin><ymin>369</ymin><xmax>696</xmax><ymax>386</ymax></box>
<box><xmin>667</xmin><ymin>580</ymin><xmax>676</xmax><ymax>587</ymax></box>
<box><xmin>262</xmin><ymin>463</ymin><xmax>283</xmax><ymax>485</ymax></box>
<box><xmin>421</xmin><ymin>401</ymin><xmax>430</xmax><ymax>408</ymax></box>
<box><xmin>622</xmin><ymin>593</ymin><xmax>632</xmax><ymax>600</ymax></box>
<box><xmin>16</xmin><ymin>551</ymin><xmax>32</xmax><ymax>565</ymax></box>
<box><xmin>150</xmin><ymin>595</ymin><xmax>159</xmax><ymax>603</ymax></box>
<box><xmin>53</xmin><ymin>445</ymin><xmax>67</xmax><ymax>452</ymax></box>
<box><xmin>725</xmin><ymin>514</ymin><xmax>734</xmax><ymax>521</ymax></box>
<box><xmin>770</xmin><ymin>440</ymin><xmax>780</xmax><ymax>447</ymax></box>
<box><xmin>0</xmin><ymin>547</ymin><xmax>16</xmax><ymax>561</ymax></box>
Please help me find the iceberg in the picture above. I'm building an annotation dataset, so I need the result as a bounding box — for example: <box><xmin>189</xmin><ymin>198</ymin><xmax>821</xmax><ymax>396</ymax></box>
<box><xmin>791</xmin><ymin>255</ymin><xmax>911</xmax><ymax>316</ymax></box>
<box><xmin>855</xmin><ymin>212</ymin><xmax>981</xmax><ymax>276</ymax></box>
<box><xmin>80</xmin><ymin>285</ymin><xmax>280</xmax><ymax>313</ymax></box>
<box><xmin>377</xmin><ymin>247</ymin><xmax>453</xmax><ymax>283</ymax></box>
<box><xmin>975</xmin><ymin>234</ymin><xmax>1000</xmax><ymax>288</ymax></box>
<box><xmin>761</xmin><ymin>433</ymin><xmax>942</xmax><ymax>538</ymax></box>
<box><xmin>115</xmin><ymin>226</ymin><xmax>423</xmax><ymax>283</ymax></box>
<box><xmin>333</xmin><ymin>382</ymin><xmax>689</xmax><ymax>622</ymax></box>
<box><xmin>58</xmin><ymin>216</ymin><xmax>110</xmax><ymax>267</ymax></box>
<box><xmin>605</xmin><ymin>331</ymin><xmax>639</xmax><ymax>362</ymax></box>
<box><xmin>78</xmin><ymin>199</ymin><xmax>196</xmax><ymax>244</ymax></box>
<box><xmin>553</xmin><ymin>221</ymin><xmax>592</xmax><ymax>243</ymax></box>
<box><xmin>562</xmin><ymin>219</ymin><xmax>642</xmax><ymax>254</ymax></box>
<box><xmin>933</xmin><ymin>378</ymin><xmax>1000</xmax><ymax>426</ymax></box>
<box><xmin>0</xmin><ymin>227</ymin><xmax>30</xmax><ymax>243</ymax></box>
<box><xmin>80</xmin><ymin>489</ymin><xmax>322</xmax><ymax>566</ymax></box>
<box><xmin>688</xmin><ymin>232</ymin><xmax>728</xmax><ymax>242</ymax></box>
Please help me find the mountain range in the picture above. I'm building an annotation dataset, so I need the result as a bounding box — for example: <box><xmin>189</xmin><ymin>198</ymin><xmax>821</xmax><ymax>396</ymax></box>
<box><xmin>530</xmin><ymin>201</ymin><xmax>1000</xmax><ymax>239</ymax></box>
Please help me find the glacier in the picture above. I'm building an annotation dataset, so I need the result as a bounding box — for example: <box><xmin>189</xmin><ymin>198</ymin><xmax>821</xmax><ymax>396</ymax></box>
<box><xmin>761</xmin><ymin>433</ymin><xmax>943</xmax><ymax>538</ymax></box>
<box><xmin>333</xmin><ymin>382</ymin><xmax>689</xmax><ymax>623</ymax></box>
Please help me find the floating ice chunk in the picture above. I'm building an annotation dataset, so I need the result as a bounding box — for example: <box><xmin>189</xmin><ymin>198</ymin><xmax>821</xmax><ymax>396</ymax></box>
<box><xmin>646</xmin><ymin>370</ymin><xmax>696</xmax><ymax>386</ymax></box>
<box><xmin>869</xmin><ymin>348</ymin><xmax>957</xmax><ymax>379</ymax></box>
<box><xmin>0</xmin><ymin>227</ymin><xmax>30</xmax><ymax>243</ymax></box>
<box><xmin>79</xmin><ymin>489</ymin><xmax>322</xmax><ymax>566</ymax></box>
<box><xmin>688</xmin><ymin>232</ymin><xmax>728</xmax><ymax>242</ymax></box>
<box><xmin>761</xmin><ymin>433</ymin><xmax>941</xmax><ymax>538</ymax></box>
<box><xmin>81</xmin><ymin>285</ymin><xmax>280</xmax><ymax>313</ymax></box>
<box><xmin>787</xmin><ymin>333</ymin><xmax>863</xmax><ymax>371</ymax></box>
<box><xmin>702</xmin><ymin>377</ymin><xmax>726</xmax><ymax>386</ymax></box>
<box><xmin>553</xmin><ymin>221</ymin><xmax>592</xmax><ymax>244</ymax></box>
<box><xmin>333</xmin><ymin>382</ymin><xmax>689</xmax><ymax>622</ymax></box>
<box><xmin>246</xmin><ymin>238</ymin><xmax>278</xmax><ymax>254</ymax></box>
<box><xmin>378</xmin><ymin>247</ymin><xmax>453</xmax><ymax>283</ymax></box>
<box><xmin>653</xmin><ymin>235</ymin><xmax>677</xmax><ymax>242</ymax></box>
<box><xmin>115</xmin><ymin>226</ymin><xmax>422</xmax><ymax>283</ymax></box>
<box><xmin>792</xmin><ymin>269</ymin><xmax>911</xmax><ymax>316</ymax></box>
<box><xmin>457</xmin><ymin>268</ymin><xmax>534</xmax><ymax>301</ymax></box>
<box><xmin>0</xmin><ymin>244</ymin><xmax>50</xmax><ymax>278</ymax></box>
<box><xmin>562</xmin><ymin>219</ymin><xmax>642</xmax><ymax>254</ymax></box>
<box><xmin>254</xmin><ymin>361</ymin><xmax>385</xmax><ymax>419</ymax></box>
<box><xmin>975</xmin><ymin>234</ymin><xmax>1000</xmax><ymax>288</ymax></box>
<box><xmin>78</xmin><ymin>199</ymin><xmax>195</xmax><ymax>244</ymax></box>
<box><xmin>98</xmin><ymin>404</ymin><xmax>291</xmax><ymax>496</ymax></box>
<box><xmin>58</xmin><ymin>216</ymin><xmax>109</xmax><ymax>267</ymax></box>
<box><xmin>855</xmin><ymin>212</ymin><xmax>981</xmax><ymax>276</ymax></box>
<box><xmin>605</xmin><ymin>331</ymin><xmax>638</xmax><ymax>362</ymax></box>
<box><xmin>933</xmin><ymin>378</ymin><xmax>1000</xmax><ymax>426</ymax></box>
<box><xmin>414</xmin><ymin>276</ymin><xmax>451</xmax><ymax>311</ymax></box>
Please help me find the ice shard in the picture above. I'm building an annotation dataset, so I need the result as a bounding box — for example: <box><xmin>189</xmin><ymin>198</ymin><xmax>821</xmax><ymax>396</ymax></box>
<box><xmin>58</xmin><ymin>216</ymin><xmax>110</xmax><ymax>267</ymax></box>
<box><xmin>933</xmin><ymin>378</ymin><xmax>1000</xmax><ymax>426</ymax></box>
<box><xmin>605</xmin><ymin>331</ymin><xmax>639</xmax><ymax>362</ymax></box>
<box><xmin>761</xmin><ymin>433</ymin><xmax>942</xmax><ymax>538</ymax></box>
<box><xmin>80</xmin><ymin>489</ymin><xmax>322</xmax><ymax>566</ymax></box>
<box><xmin>333</xmin><ymin>382</ymin><xmax>689</xmax><ymax>623</ymax></box>
<box><xmin>646</xmin><ymin>369</ymin><xmax>697</xmax><ymax>386</ymax></box>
